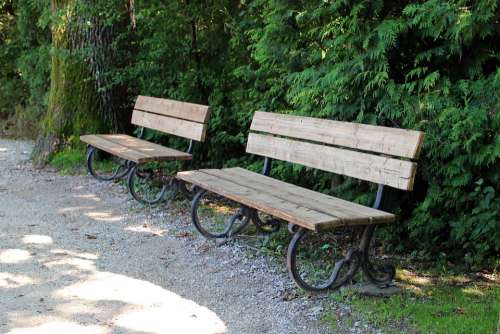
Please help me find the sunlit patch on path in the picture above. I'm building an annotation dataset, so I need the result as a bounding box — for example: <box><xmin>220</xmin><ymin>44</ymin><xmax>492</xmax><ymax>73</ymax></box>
<box><xmin>2</xmin><ymin>242</ymin><xmax>227</xmax><ymax>334</ymax></box>
<box><xmin>0</xmin><ymin>249</ymin><xmax>32</xmax><ymax>264</ymax></box>
<box><xmin>57</xmin><ymin>272</ymin><xmax>226</xmax><ymax>333</ymax></box>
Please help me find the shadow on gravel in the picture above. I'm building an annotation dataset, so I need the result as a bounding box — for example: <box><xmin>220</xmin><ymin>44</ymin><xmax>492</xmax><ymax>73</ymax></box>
<box><xmin>0</xmin><ymin>193</ymin><xmax>227</xmax><ymax>334</ymax></box>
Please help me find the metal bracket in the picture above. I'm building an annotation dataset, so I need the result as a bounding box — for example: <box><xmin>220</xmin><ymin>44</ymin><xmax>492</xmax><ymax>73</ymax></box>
<box><xmin>287</xmin><ymin>223</ymin><xmax>299</xmax><ymax>234</ymax></box>
<box><xmin>373</xmin><ymin>184</ymin><xmax>385</xmax><ymax>210</ymax></box>
<box><xmin>186</xmin><ymin>139</ymin><xmax>194</xmax><ymax>154</ymax></box>
<box><xmin>137</xmin><ymin>127</ymin><xmax>145</xmax><ymax>139</ymax></box>
<box><xmin>262</xmin><ymin>157</ymin><xmax>272</xmax><ymax>176</ymax></box>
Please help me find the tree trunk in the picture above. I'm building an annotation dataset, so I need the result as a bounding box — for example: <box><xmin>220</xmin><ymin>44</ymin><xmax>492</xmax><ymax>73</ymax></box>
<box><xmin>32</xmin><ymin>0</ymin><xmax>109</xmax><ymax>166</ymax></box>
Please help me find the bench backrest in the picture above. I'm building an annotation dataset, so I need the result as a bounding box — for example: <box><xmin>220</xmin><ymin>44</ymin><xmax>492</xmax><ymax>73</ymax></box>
<box><xmin>247</xmin><ymin>111</ymin><xmax>425</xmax><ymax>191</ymax></box>
<box><xmin>131</xmin><ymin>96</ymin><xmax>211</xmax><ymax>142</ymax></box>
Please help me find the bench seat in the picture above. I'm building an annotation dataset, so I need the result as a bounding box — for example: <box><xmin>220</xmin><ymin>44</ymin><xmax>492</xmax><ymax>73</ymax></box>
<box><xmin>177</xmin><ymin>167</ymin><xmax>396</xmax><ymax>231</ymax></box>
<box><xmin>81</xmin><ymin>134</ymin><xmax>192</xmax><ymax>164</ymax></box>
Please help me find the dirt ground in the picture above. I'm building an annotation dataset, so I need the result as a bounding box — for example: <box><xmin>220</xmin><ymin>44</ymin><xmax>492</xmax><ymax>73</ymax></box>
<box><xmin>0</xmin><ymin>138</ymin><xmax>341</xmax><ymax>334</ymax></box>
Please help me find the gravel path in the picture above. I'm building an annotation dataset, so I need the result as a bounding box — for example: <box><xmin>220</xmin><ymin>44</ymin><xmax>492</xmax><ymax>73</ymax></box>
<box><xmin>0</xmin><ymin>138</ymin><xmax>342</xmax><ymax>334</ymax></box>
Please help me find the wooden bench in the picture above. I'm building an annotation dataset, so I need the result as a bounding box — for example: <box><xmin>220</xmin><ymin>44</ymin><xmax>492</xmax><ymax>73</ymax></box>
<box><xmin>177</xmin><ymin>111</ymin><xmax>424</xmax><ymax>291</ymax></box>
<box><xmin>81</xmin><ymin>96</ymin><xmax>211</xmax><ymax>204</ymax></box>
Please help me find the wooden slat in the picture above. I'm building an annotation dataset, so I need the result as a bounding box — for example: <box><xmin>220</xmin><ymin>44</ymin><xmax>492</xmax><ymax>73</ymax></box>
<box><xmin>250</xmin><ymin>111</ymin><xmax>425</xmax><ymax>159</ymax></box>
<box><xmin>246</xmin><ymin>133</ymin><xmax>417</xmax><ymax>190</ymax></box>
<box><xmin>177</xmin><ymin>170</ymin><xmax>334</xmax><ymax>230</ymax></box>
<box><xmin>98</xmin><ymin>134</ymin><xmax>192</xmax><ymax>162</ymax></box>
<box><xmin>213</xmin><ymin>168</ymin><xmax>394</xmax><ymax>227</ymax></box>
<box><xmin>80</xmin><ymin>134</ymin><xmax>192</xmax><ymax>163</ymax></box>
<box><xmin>135</xmin><ymin>96</ymin><xmax>211</xmax><ymax>123</ymax></box>
<box><xmin>177</xmin><ymin>168</ymin><xmax>395</xmax><ymax>231</ymax></box>
<box><xmin>203</xmin><ymin>168</ymin><xmax>395</xmax><ymax>230</ymax></box>
<box><xmin>131</xmin><ymin>110</ymin><xmax>208</xmax><ymax>142</ymax></box>
<box><xmin>80</xmin><ymin>135</ymin><xmax>149</xmax><ymax>163</ymax></box>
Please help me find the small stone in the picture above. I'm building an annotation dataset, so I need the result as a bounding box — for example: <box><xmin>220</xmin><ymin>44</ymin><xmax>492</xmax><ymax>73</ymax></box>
<box><xmin>307</xmin><ymin>306</ymin><xmax>324</xmax><ymax>319</ymax></box>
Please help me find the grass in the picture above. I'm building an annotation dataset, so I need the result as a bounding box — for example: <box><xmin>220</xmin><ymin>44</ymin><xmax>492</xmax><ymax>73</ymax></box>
<box><xmin>325</xmin><ymin>268</ymin><xmax>500</xmax><ymax>334</ymax></box>
<box><xmin>50</xmin><ymin>147</ymin><xmax>120</xmax><ymax>175</ymax></box>
<box><xmin>50</xmin><ymin>148</ymin><xmax>86</xmax><ymax>174</ymax></box>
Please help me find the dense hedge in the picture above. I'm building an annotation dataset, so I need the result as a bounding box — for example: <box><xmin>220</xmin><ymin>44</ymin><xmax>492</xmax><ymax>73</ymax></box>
<box><xmin>0</xmin><ymin>0</ymin><xmax>50</xmax><ymax>132</ymax></box>
<box><xmin>0</xmin><ymin>0</ymin><xmax>498</xmax><ymax>267</ymax></box>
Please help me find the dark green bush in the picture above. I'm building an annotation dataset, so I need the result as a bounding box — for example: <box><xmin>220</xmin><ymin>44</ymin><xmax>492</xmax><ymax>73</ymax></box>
<box><xmin>233</xmin><ymin>0</ymin><xmax>500</xmax><ymax>267</ymax></box>
<box><xmin>0</xmin><ymin>0</ymin><xmax>50</xmax><ymax>134</ymax></box>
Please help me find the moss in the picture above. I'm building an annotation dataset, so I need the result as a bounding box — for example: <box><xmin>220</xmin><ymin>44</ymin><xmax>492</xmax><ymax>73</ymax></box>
<box><xmin>43</xmin><ymin>46</ymin><xmax>102</xmax><ymax>137</ymax></box>
<box><xmin>33</xmin><ymin>0</ymin><xmax>105</xmax><ymax>165</ymax></box>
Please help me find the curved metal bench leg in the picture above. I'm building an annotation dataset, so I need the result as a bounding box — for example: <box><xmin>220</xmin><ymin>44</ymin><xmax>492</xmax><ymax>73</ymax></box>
<box><xmin>127</xmin><ymin>163</ymin><xmax>177</xmax><ymax>205</ymax></box>
<box><xmin>359</xmin><ymin>225</ymin><xmax>395</xmax><ymax>287</ymax></box>
<box><xmin>191</xmin><ymin>188</ymin><xmax>252</xmax><ymax>239</ymax></box>
<box><xmin>286</xmin><ymin>225</ymin><xmax>360</xmax><ymax>292</ymax></box>
<box><xmin>86</xmin><ymin>145</ymin><xmax>132</xmax><ymax>181</ymax></box>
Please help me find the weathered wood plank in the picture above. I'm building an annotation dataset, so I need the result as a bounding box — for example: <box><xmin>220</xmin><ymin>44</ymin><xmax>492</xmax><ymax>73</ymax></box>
<box><xmin>212</xmin><ymin>167</ymin><xmax>395</xmax><ymax>228</ymax></box>
<box><xmin>177</xmin><ymin>168</ymin><xmax>395</xmax><ymax>231</ymax></box>
<box><xmin>250</xmin><ymin>111</ymin><xmax>425</xmax><ymax>159</ymax></box>
<box><xmin>203</xmin><ymin>168</ymin><xmax>395</xmax><ymax>229</ymax></box>
<box><xmin>131</xmin><ymin>110</ymin><xmax>208</xmax><ymax>142</ymax></box>
<box><xmin>80</xmin><ymin>135</ymin><xmax>148</xmax><ymax>163</ymax></box>
<box><xmin>177</xmin><ymin>170</ymin><xmax>335</xmax><ymax>230</ymax></box>
<box><xmin>99</xmin><ymin>135</ymin><xmax>192</xmax><ymax>162</ymax></box>
<box><xmin>246</xmin><ymin>133</ymin><xmax>417</xmax><ymax>190</ymax></box>
<box><xmin>80</xmin><ymin>134</ymin><xmax>192</xmax><ymax>163</ymax></box>
<box><xmin>135</xmin><ymin>95</ymin><xmax>211</xmax><ymax>123</ymax></box>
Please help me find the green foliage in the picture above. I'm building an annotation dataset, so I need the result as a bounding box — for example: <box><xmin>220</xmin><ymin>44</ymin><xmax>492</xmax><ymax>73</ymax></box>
<box><xmin>0</xmin><ymin>0</ymin><xmax>498</xmax><ymax>267</ymax></box>
<box><xmin>227</xmin><ymin>0</ymin><xmax>500</xmax><ymax>267</ymax></box>
<box><xmin>126</xmin><ymin>0</ymin><xmax>250</xmax><ymax>164</ymax></box>
<box><xmin>0</xmin><ymin>0</ymin><xmax>50</xmax><ymax>133</ymax></box>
